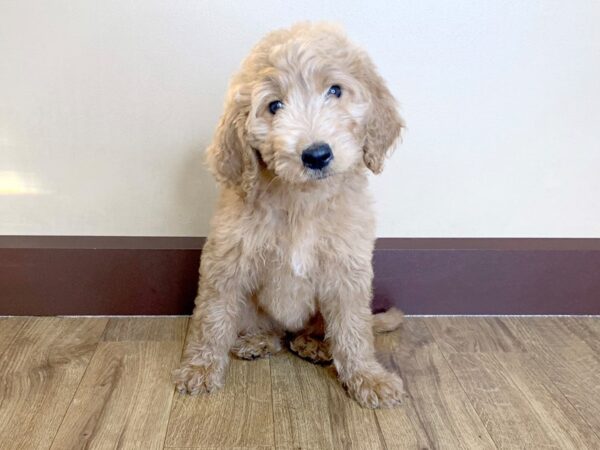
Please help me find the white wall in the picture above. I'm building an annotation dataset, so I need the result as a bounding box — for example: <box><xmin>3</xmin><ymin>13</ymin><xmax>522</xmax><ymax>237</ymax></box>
<box><xmin>1</xmin><ymin>1</ymin><xmax>599</xmax><ymax>237</ymax></box>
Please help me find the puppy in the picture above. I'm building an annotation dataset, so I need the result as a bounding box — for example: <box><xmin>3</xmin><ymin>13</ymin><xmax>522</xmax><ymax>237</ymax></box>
<box><xmin>173</xmin><ymin>22</ymin><xmax>405</xmax><ymax>408</ymax></box>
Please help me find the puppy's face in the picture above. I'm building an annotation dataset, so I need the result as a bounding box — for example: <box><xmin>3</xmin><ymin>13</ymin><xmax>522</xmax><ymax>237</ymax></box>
<box><xmin>206</xmin><ymin>23</ymin><xmax>404</xmax><ymax>194</ymax></box>
<box><xmin>246</xmin><ymin>53</ymin><xmax>369</xmax><ymax>183</ymax></box>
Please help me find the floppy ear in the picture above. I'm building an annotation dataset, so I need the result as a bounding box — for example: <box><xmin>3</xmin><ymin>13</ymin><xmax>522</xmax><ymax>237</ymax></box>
<box><xmin>361</xmin><ymin>58</ymin><xmax>405</xmax><ymax>174</ymax></box>
<box><xmin>206</xmin><ymin>90</ymin><xmax>258</xmax><ymax>195</ymax></box>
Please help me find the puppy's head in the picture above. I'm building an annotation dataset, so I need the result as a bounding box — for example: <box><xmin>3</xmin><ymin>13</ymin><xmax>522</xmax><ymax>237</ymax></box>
<box><xmin>207</xmin><ymin>23</ymin><xmax>404</xmax><ymax>195</ymax></box>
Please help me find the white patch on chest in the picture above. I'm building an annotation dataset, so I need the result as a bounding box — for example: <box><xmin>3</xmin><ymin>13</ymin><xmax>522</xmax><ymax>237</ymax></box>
<box><xmin>291</xmin><ymin>249</ymin><xmax>306</xmax><ymax>277</ymax></box>
<box><xmin>289</xmin><ymin>237</ymin><xmax>315</xmax><ymax>278</ymax></box>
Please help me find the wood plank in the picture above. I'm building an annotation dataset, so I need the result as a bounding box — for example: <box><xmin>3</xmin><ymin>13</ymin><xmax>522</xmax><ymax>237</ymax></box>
<box><xmin>447</xmin><ymin>351</ymin><xmax>599</xmax><ymax>449</ymax></box>
<box><xmin>165</xmin><ymin>358</ymin><xmax>274</xmax><ymax>448</ymax></box>
<box><xmin>0</xmin><ymin>317</ymin><xmax>107</xmax><ymax>449</ymax></box>
<box><xmin>375</xmin><ymin>319</ymin><xmax>496</xmax><ymax>449</ymax></box>
<box><xmin>0</xmin><ymin>317</ymin><xmax>27</xmax><ymax>355</ymax></box>
<box><xmin>425</xmin><ymin>317</ymin><xmax>526</xmax><ymax>354</ymax></box>
<box><xmin>374</xmin><ymin>398</ymin><xmax>430</xmax><ymax>450</ymax></box>
<box><xmin>167</xmin><ymin>447</ymin><xmax>274</xmax><ymax>449</ymax></box>
<box><xmin>322</xmin><ymin>384</ymin><xmax>385</xmax><ymax>450</ymax></box>
<box><xmin>50</xmin><ymin>340</ymin><xmax>182</xmax><ymax>450</ymax></box>
<box><xmin>503</xmin><ymin>317</ymin><xmax>585</xmax><ymax>350</ymax></box>
<box><xmin>373</xmin><ymin>327</ymin><xmax>437</xmax><ymax>450</ymax></box>
<box><xmin>504</xmin><ymin>318</ymin><xmax>600</xmax><ymax>436</ymax></box>
<box><xmin>103</xmin><ymin>316</ymin><xmax>188</xmax><ymax>342</ymax></box>
<box><xmin>496</xmin><ymin>353</ymin><xmax>600</xmax><ymax>448</ymax></box>
<box><xmin>271</xmin><ymin>351</ymin><xmax>386</xmax><ymax>450</ymax></box>
<box><xmin>270</xmin><ymin>352</ymin><xmax>335</xmax><ymax>450</ymax></box>
<box><xmin>561</xmin><ymin>317</ymin><xmax>600</xmax><ymax>355</ymax></box>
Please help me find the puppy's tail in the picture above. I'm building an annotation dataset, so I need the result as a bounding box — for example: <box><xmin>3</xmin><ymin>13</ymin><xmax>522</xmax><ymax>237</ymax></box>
<box><xmin>373</xmin><ymin>307</ymin><xmax>404</xmax><ymax>334</ymax></box>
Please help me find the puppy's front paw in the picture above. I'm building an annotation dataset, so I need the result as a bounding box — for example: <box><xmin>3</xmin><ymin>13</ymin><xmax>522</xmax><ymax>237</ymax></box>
<box><xmin>344</xmin><ymin>368</ymin><xmax>405</xmax><ymax>409</ymax></box>
<box><xmin>172</xmin><ymin>362</ymin><xmax>225</xmax><ymax>395</ymax></box>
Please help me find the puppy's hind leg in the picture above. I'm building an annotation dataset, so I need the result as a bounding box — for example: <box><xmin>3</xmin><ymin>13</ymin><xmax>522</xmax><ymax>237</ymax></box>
<box><xmin>289</xmin><ymin>334</ymin><xmax>332</xmax><ymax>364</ymax></box>
<box><xmin>231</xmin><ymin>302</ymin><xmax>283</xmax><ymax>360</ymax></box>
<box><xmin>232</xmin><ymin>333</ymin><xmax>283</xmax><ymax>360</ymax></box>
<box><xmin>289</xmin><ymin>312</ymin><xmax>332</xmax><ymax>364</ymax></box>
<box><xmin>289</xmin><ymin>308</ymin><xmax>403</xmax><ymax>364</ymax></box>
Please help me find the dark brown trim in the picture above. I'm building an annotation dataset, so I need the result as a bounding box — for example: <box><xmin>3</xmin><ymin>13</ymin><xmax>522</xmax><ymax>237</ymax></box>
<box><xmin>1</xmin><ymin>236</ymin><xmax>599</xmax><ymax>315</ymax></box>
<box><xmin>3</xmin><ymin>236</ymin><xmax>598</xmax><ymax>251</ymax></box>
<box><xmin>374</xmin><ymin>237</ymin><xmax>600</xmax><ymax>251</ymax></box>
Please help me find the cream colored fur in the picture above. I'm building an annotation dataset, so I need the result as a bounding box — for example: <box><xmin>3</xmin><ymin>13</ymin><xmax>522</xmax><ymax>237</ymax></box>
<box><xmin>173</xmin><ymin>22</ymin><xmax>405</xmax><ymax>408</ymax></box>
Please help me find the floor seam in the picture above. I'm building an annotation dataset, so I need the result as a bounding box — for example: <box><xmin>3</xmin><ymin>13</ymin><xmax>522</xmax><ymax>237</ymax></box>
<box><xmin>162</xmin><ymin>316</ymin><xmax>190</xmax><ymax>449</ymax></box>
<box><xmin>268</xmin><ymin>356</ymin><xmax>277</xmax><ymax>449</ymax></box>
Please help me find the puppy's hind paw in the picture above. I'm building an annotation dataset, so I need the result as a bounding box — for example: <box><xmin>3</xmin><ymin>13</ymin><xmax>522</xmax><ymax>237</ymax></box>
<box><xmin>289</xmin><ymin>334</ymin><xmax>332</xmax><ymax>364</ymax></box>
<box><xmin>231</xmin><ymin>333</ymin><xmax>282</xmax><ymax>360</ymax></box>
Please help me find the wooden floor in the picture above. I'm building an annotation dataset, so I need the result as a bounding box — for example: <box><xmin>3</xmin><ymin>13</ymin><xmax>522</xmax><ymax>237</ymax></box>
<box><xmin>0</xmin><ymin>317</ymin><xmax>599</xmax><ymax>449</ymax></box>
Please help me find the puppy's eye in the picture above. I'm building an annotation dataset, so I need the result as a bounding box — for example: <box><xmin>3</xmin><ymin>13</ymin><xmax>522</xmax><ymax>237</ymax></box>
<box><xmin>327</xmin><ymin>85</ymin><xmax>342</xmax><ymax>98</ymax></box>
<box><xmin>268</xmin><ymin>100</ymin><xmax>284</xmax><ymax>115</ymax></box>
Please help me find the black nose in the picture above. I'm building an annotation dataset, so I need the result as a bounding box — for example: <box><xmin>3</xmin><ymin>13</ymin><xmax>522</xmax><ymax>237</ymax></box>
<box><xmin>301</xmin><ymin>143</ymin><xmax>333</xmax><ymax>170</ymax></box>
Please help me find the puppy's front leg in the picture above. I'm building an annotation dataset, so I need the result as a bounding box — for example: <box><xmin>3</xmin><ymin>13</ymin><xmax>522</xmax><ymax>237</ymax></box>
<box><xmin>173</xmin><ymin>280</ymin><xmax>243</xmax><ymax>395</ymax></box>
<box><xmin>320</xmin><ymin>277</ymin><xmax>404</xmax><ymax>408</ymax></box>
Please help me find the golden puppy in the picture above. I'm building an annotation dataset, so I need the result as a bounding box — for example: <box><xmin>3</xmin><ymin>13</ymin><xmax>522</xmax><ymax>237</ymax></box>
<box><xmin>173</xmin><ymin>22</ymin><xmax>405</xmax><ymax>408</ymax></box>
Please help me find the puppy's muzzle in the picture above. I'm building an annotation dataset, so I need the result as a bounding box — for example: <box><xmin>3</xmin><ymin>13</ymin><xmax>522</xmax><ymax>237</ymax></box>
<box><xmin>301</xmin><ymin>143</ymin><xmax>333</xmax><ymax>170</ymax></box>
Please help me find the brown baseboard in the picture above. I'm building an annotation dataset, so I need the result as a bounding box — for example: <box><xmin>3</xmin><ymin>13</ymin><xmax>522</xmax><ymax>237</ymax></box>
<box><xmin>1</xmin><ymin>236</ymin><xmax>599</xmax><ymax>315</ymax></box>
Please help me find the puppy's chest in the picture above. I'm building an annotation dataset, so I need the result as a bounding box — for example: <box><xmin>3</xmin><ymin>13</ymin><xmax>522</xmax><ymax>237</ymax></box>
<box><xmin>287</xmin><ymin>236</ymin><xmax>317</xmax><ymax>278</ymax></box>
<box><xmin>264</xmin><ymin>229</ymin><xmax>318</xmax><ymax>279</ymax></box>
<box><xmin>255</xmin><ymin>213</ymin><xmax>320</xmax><ymax>279</ymax></box>
<box><xmin>254</xmin><ymin>223</ymin><xmax>319</xmax><ymax>327</ymax></box>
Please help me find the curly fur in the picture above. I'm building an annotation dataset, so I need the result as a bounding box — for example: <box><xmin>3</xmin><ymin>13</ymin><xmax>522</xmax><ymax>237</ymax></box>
<box><xmin>173</xmin><ymin>22</ymin><xmax>405</xmax><ymax>409</ymax></box>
